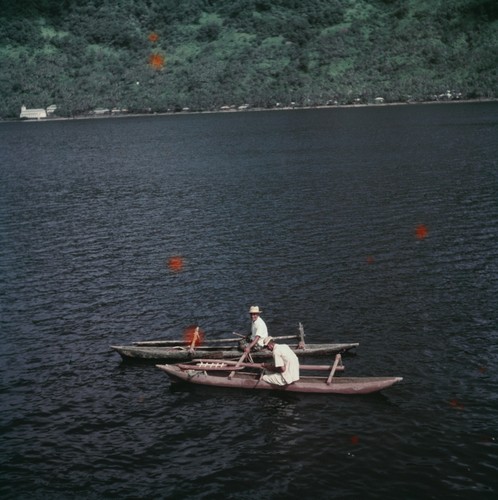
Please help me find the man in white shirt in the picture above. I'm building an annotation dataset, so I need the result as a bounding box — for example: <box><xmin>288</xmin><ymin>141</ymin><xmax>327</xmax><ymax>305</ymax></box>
<box><xmin>261</xmin><ymin>336</ymin><xmax>300</xmax><ymax>386</ymax></box>
<box><xmin>243</xmin><ymin>305</ymin><xmax>268</xmax><ymax>354</ymax></box>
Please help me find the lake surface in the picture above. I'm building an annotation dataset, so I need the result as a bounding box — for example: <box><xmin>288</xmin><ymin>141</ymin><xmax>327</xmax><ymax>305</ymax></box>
<box><xmin>1</xmin><ymin>102</ymin><xmax>497</xmax><ymax>499</ymax></box>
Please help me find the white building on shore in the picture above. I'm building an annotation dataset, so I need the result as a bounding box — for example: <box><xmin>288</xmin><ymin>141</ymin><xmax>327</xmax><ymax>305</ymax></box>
<box><xmin>20</xmin><ymin>105</ymin><xmax>47</xmax><ymax>119</ymax></box>
<box><xmin>20</xmin><ymin>105</ymin><xmax>57</xmax><ymax>119</ymax></box>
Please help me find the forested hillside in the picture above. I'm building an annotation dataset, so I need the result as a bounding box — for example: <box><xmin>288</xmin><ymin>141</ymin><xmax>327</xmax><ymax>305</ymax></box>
<box><xmin>0</xmin><ymin>0</ymin><xmax>497</xmax><ymax>118</ymax></box>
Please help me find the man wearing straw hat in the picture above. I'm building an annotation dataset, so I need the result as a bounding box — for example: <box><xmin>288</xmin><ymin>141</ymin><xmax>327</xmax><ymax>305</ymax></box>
<box><xmin>242</xmin><ymin>305</ymin><xmax>269</xmax><ymax>354</ymax></box>
<box><xmin>261</xmin><ymin>336</ymin><xmax>300</xmax><ymax>386</ymax></box>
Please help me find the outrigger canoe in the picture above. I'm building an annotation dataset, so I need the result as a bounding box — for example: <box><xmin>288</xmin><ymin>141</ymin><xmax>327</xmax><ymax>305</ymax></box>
<box><xmin>156</xmin><ymin>355</ymin><xmax>402</xmax><ymax>395</ymax></box>
<box><xmin>111</xmin><ymin>341</ymin><xmax>359</xmax><ymax>362</ymax></box>
<box><xmin>111</xmin><ymin>324</ymin><xmax>358</xmax><ymax>362</ymax></box>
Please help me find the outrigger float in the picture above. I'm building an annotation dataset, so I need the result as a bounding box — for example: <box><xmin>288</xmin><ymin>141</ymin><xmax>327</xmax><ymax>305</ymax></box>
<box><xmin>156</xmin><ymin>354</ymin><xmax>403</xmax><ymax>395</ymax></box>
<box><xmin>111</xmin><ymin>323</ymin><xmax>359</xmax><ymax>363</ymax></box>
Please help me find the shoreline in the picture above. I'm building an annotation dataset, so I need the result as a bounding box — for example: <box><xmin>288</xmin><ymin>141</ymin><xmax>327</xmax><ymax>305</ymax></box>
<box><xmin>5</xmin><ymin>97</ymin><xmax>497</xmax><ymax>123</ymax></box>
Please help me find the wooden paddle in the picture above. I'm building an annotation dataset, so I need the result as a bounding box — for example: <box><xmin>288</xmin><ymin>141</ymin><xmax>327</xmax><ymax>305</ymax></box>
<box><xmin>228</xmin><ymin>351</ymin><xmax>248</xmax><ymax>379</ymax></box>
<box><xmin>297</xmin><ymin>322</ymin><xmax>306</xmax><ymax>349</ymax></box>
<box><xmin>188</xmin><ymin>327</ymin><xmax>200</xmax><ymax>353</ymax></box>
<box><xmin>326</xmin><ymin>354</ymin><xmax>342</xmax><ymax>385</ymax></box>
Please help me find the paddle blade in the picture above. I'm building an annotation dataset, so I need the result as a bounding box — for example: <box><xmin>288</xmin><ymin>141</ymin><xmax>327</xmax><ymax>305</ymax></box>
<box><xmin>183</xmin><ymin>325</ymin><xmax>205</xmax><ymax>346</ymax></box>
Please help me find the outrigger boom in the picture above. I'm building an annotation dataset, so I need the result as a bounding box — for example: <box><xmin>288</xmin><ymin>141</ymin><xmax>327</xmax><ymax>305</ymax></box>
<box><xmin>132</xmin><ymin>333</ymin><xmax>299</xmax><ymax>347</ymax></box>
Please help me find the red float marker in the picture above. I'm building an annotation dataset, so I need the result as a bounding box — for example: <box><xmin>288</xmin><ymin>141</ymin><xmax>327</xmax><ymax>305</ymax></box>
<box><xmin>415</xmin><ymin>223</ymin><xmax>428</xmax><ymax>240</ymax></box>
<box><xmin>449</xmin><ymin>398</ymin><xmax>465</xmax><ymax>410</ymax></box>
<box><xmin>167</xmin><ymin>256</ymin><xmax>184</xmax><ymax>272</ymax></box>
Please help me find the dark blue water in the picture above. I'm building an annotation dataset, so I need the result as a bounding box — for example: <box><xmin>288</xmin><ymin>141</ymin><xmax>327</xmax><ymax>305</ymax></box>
<box><xmin>1</xmin><ymin>103</ymin><xmax>497</xmax><ymax>499</ymax></box>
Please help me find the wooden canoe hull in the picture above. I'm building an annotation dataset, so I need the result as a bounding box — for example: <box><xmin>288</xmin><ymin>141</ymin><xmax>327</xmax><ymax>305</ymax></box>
<box><xmin>156</xmin><ymin>364</ymin><xmax>402</xmax><ymax>395</ymax></box>
<box><xmin>111</xmin><ymin>342</ymin><xmax>359</xmax><ymax>362</ymax></box>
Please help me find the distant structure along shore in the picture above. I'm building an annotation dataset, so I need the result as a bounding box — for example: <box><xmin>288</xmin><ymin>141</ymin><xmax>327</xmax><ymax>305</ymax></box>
<box><xmin>20</xmin><ymin>104</ymin><xmax>57</xmax><ymax>120</ymax></box>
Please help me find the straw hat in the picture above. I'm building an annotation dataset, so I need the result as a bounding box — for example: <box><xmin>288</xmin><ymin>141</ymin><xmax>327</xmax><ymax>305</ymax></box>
<box><xmin>249</xmin><ymin>306</ymin><xmax>262</xmax><ymax>314</ymax></box>
<box><xmin>263</xmin><ymin>336</ymin><xmax>274</xmax><ymax>346</ymax></box>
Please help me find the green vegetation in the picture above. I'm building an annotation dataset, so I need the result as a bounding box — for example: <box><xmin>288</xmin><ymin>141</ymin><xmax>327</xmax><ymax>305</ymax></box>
<box><xmin>0</xmin><ymin>0</ymin><xmax>497</xmax><ymax>118</ymax></box>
